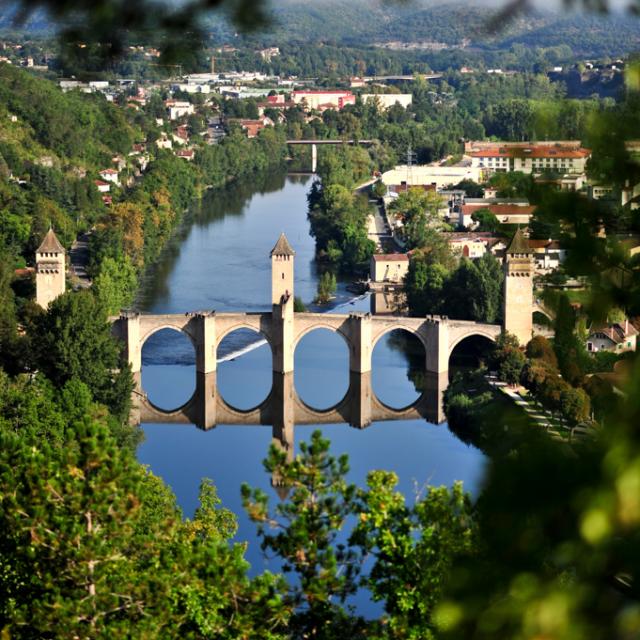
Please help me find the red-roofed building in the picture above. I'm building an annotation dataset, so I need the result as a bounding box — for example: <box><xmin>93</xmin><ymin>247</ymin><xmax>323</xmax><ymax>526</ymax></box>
<box><xmin>176</xmin><ymin>149</ymin><xmax>195</xmax><ymax>161</ymax></box>
<box><xmin>94</xmin><ymin>179</ymin><xmax>110</xmax><ymax>193</ymax></box>
<box><xmin>291</xmin><ymin>90</ymin><xmax>356</xmax><ymax>111</ymax></box>
<box><xmin>98</xmin><ymin>168</ymin><xmax>120</xmax><ymax>186</ymax></box>
<box><xmin>370</xmin><ymin>253</ymin><xmax>410</xmax><ymax>283</ymax></box>
<box><xmin>466</xmin><ymin>141</ymin><xmax>591</xmax><ymax>175</ymax></box>
<box><xmin>459</xmin><ymin>203</ymin><xmax>536</xmax><ymax>227</ymax></box>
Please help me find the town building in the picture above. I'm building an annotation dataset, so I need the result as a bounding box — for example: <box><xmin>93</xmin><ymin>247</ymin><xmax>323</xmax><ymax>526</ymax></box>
<box><xmin>587</xmin><ymin>321</ymin><xmax>638</xmax><ymax>353</ymax></box>
<box><xmin>98</xmin><ymin>168</ymin><xmax>120</xmax><ymax>186</ymax></box>
<box><xmin>466</xmin><ymin>141</ymin><xmax>591</xmax><ymax>176</ymax></box>
<box><xmin>94</xmin><ymin>180</ymin><xmax>110</xmax><ymax>193</ymax></box>
<box><xmin>459</xmin><ymin>201</ymin><xmax>536</xmax><ymax>228</ymax></box>
<box><xmin>35</xmin><ymin>228</ymin><xmax>65</xmax><ymax>308</ymax></box>
<box><xmin>445</xmin><ymin>232</ymin><xmax>501</xmax><ymax>258</ymax></box>
<box><xmin>361</xmin><ymin>94</ymin><xmax>413</xmax><ymax>110</ymax></box>
<box><xmin>291</xmin><ymin>90</ymin><xmax>356</xmax><ymax>111</ymax></box>
<box><xmin>369</xmin><ymin>253</ymin><xmax>410</xmax><ymax>284</ymax></box>
<box><xmin>381</xmin><ymin>164</ymin><xmax>483</xmax><ymax>191</ymax></box>
<box><xmin>165</xmin><ymin>99</ymin><xmax>195</xmax><ymax>120</ymax></box>
<box><xmin>176</xmin><ymin>149</ymin><xmax>195</xmax><ymax>161</ymax></box>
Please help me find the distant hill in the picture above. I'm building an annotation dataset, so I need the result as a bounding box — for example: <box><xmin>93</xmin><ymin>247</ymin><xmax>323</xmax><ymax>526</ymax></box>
<box><xmin>2</xmin><ymin>0</ymin><xmax>640</xmax><ymax>59</ymax></box>
<box><xmin>212</xmin><ymin>0</ymin><xmax>640</xmax><ymax>58</ymax></box>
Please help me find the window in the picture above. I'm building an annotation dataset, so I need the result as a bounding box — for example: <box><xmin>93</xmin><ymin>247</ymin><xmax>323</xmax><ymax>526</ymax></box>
<box><xmin>587</xmin><ymin>342</ymin><xmax>593</xmax><ymax>352</ymax></box>
<box><xmin>282</xmin><ymin>273</ymin><xmax>285</xmax><ymax>279</ymax></box>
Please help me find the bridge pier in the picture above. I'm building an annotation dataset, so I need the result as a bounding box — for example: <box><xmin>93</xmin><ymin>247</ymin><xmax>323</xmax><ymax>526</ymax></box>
<box><xmin>423</xmin><ymin>317</ymin><xmax>449</xmax><ymax>375</ymax></box>
<box><xmin>348</xmin><ymin>371</ymin><xmax>372</xmax><ymax>428</ymax></box>
<box><xmin>311</xmin><ymin>143</ymin><xmax>317</xmax><ymax>172</ymax></box>
<box><xmin>119</xmin><ymin>310</ymin><xmax>142</xmax><ymax>374</ymax></box>
<box><xmin>349</xmin><ymin>313</ymin><xmax>372</xmax><ymax>373</ymax></box>
<box><xmin>195</xmin><ymin>312</ymin><xmax>216</xmax><ymax>374</ymax></box>
<box><xmin>194</xmin><ymin>371</ymin><xmax>217</xmax><ymax>430</ymax></box>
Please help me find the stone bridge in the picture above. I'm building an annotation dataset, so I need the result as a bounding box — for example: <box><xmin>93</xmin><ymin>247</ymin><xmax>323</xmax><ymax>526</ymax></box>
<box><xmin>112</xmin><ymin>310</ymin><xmax>501</xmax><ymax>429</ymax></box>
<box><xmin>111</xmin><ymin>232</ymin><xmax>534</xmax><ymax>455</ymax></box>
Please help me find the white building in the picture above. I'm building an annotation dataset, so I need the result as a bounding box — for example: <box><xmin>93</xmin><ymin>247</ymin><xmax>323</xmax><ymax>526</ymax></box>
<box><xmin>361</xmin><ymin>94</ymin><xmax>413</xmax><ymax>110</ymax></box>
<box><xmin>98</xmin><ymin>168</ymin><xmax>120</xmax><ymax>186</ymax></box>
<box><xmin>381</xmin><ymin>164</ymin><xmax>483</xmax><ymax>191</ymax></box>
<box><xmin>165</xmin><ymin>100</ymin><xmax>195</xmax><ymax>120</ymax></box>
<box><xmin>467</xmin><ymin>141</ymin><xmax>591</xmax><ymax>176</ymax></box>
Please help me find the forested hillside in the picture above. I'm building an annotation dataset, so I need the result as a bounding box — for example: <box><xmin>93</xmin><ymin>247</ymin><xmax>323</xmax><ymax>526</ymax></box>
<box><xmin>211</xmin><ymin>0</ymin><xmax>640</xmax><ymax>58</ymax></box>
<box><xmin>0</xmin><ymin>63</ymin><xmax>136</xmax><ymax>261</ymax></box>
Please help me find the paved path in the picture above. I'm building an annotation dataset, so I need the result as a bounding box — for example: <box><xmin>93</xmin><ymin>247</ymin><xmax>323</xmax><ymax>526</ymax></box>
<box><xmin>69</xmin><ymin>232</ymin><xmax>92</xmax><ymax>289</ymax></box>
<box><xmin>486</xmin><ymin>376</ymin><xmax>569</xmax><ymax>441</ymax></box>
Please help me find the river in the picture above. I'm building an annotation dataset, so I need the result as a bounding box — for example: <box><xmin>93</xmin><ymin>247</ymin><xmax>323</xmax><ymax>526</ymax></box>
<box><xmin>136</xmin><ymin>170</ymin><xmax>486</xmax><ymax>577</ymax></box>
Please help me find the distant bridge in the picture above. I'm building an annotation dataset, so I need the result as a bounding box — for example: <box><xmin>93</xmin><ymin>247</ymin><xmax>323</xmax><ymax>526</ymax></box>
<box><xmin>286</xmin><ymin>139</ymin><xmax>377</xmax><ymax>171</ymax></box>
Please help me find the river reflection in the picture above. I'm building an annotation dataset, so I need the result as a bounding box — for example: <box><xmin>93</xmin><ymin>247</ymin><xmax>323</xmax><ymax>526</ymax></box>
<box><xmin>136</xmin><ymin>172</ymin><xmax>487</xmax><ymax>578</ymax></box>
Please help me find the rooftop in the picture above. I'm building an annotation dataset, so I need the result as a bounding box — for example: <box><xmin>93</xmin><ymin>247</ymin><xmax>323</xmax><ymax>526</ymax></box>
<box><xmin>271</xmin><ymin>233</ymin><xmax>295</xmax><ymax>257</ymax></box>
<box><xmin>506</xmin><ymin>228</ymin><xmax>531</xmax><ymax>255</ymax></box>
<box><xmin>37</xmin><ymin>228</ymin><xmax>65</xmax><ymax>254</ymax></box>
<box><xmin>372</xmin><ymin>253</ymin><xmax>409</xmax><ymax>262</ymax></box>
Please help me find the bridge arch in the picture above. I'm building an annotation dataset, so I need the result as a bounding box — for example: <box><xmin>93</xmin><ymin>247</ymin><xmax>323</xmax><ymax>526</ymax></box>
<box><xmin>448</xmin><ymin>330</ymin><xmax>498</xmax><ymax>359</ymax></box>
<box><xmin>139</xmin><ymin>322</ymin><xmax>198</xmax><ymax>351</ymax></box>
<box><xmin>371</xmin><ymin>324</ymin><xmax>429</xmax><ymax>353</ymax></box>
<box><xmin>139</xmin><ymin>324</ymin><xmax>198</xmax><ymax>413</ymax></box>
<box><xmin>215</xmin><ymin>321</ymin><xmax>272</xmax><ymax>351</ymax></box>
<box><xmin>293</xmin><ymin>322</ymin><xmax>351</xmax><ymax>351</ymax></box>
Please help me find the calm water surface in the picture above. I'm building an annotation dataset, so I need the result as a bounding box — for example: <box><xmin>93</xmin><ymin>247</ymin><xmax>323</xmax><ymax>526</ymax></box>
<box><xmin>136</xmin><ymin>171</ymin><xmax>486</xmax><ymax>577</ymax></box>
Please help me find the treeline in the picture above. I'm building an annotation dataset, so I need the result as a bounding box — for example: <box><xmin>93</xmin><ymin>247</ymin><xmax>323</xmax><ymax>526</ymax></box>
<box><xmin>307</xmin><ymin>146</ymin><xmax>376</xmax><ymax>272</ymax></box>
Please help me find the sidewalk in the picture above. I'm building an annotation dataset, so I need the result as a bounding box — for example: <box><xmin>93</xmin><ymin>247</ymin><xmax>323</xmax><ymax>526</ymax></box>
<box><xmin>486</xmin><ymin>376</ymin><xmax>580</xmax><ymax>442</ymax></box>
<box><xmin>69</xmin><ymin>232</ymin><xmax>92</xmax><ymax>290</ymax></box>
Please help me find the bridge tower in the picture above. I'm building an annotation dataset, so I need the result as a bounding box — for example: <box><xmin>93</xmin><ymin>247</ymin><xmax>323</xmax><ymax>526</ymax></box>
<box><xmin>503</xmin><ymin>228</ymin><xmax>534</xmax><ymax>346</ymax></box>
<box><xmin>271</xmin><ymin>233</ymin><xmax>295</xmax><ymax>374</ymax></box>
<box><xmin>35</xmin><ymin>227</ymin><xmax>66</xmax><ymax>308</ymax></box>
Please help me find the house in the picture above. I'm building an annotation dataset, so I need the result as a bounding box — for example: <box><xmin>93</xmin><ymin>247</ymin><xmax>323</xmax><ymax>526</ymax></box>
<box><xmin>165</xmin><ymin>99</ymin><xmax>195</xmax><ymax>120</ymax></box>
<box><xmin>466</xmin><ymin>141</ymin><xmax>591</xmax><ymax>176</ymax></box>
<box><xmin>234</xmin><ymin>117</ymin><xmax>274</xmax><ymax>138</ymax></box>
<box><xmin>101</xmin><ymin>195</ymin><xmax>113</xmax><ymax>206</ymax></box>
<box><xmin>172</xmin><ymin>125</ymin><xmax>189</xmax><ymax>145</ymax></box>
<box><xmin>444</xmin><ymin>232</ymin><xmax>501</xmax><ymax>258</ymax></box>
<box><xmin>156</xmin><ymin>134</ymin><xmax>173</xmax><ymax>150</ymax></box>
<box><xmin>587</xmin><ymin>321</ymin><xmax>638</xmax><ymax>353</ymax></box>
<box><xmin>98</xmin><ymin>168</ymin><xmax>120</xmax><ymax>186</ymax></box>
<box><xmin>370</xmin><ymin>253</ymin><xmax>410</xmax><ymax>284</ymax></box>
<box><xmin>459</xmin><ymin>200</ymin><xmax>536</xmax><ymax>228</ymax></box>
<box><xmin>94</xmin><ymin>180</ymin><xmax>110</xmax><ymax>193</ymax></box>
<box><xmin>176</xmin><ymin>149</ymin><xmax>195</xmax><ymax>161</ymax></box>
<box><xmin>527</xmin><ymin>239</ymin><xmax>566</xmax><ymax>272</ymax></box>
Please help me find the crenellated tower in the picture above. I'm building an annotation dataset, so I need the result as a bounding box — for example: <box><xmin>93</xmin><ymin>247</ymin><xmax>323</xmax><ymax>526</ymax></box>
<box><xmin>503</xmin><ymin>227</ymin><xmax>534</xmax><ymax>346</ymax></box>
<box><xmin>271</xmin><ymin>232</ymin><xmax>295</xmax><ymax>306</ymax></box>
<box><xmin>271</xmin><ymin>233</ymin><xmax>295</xmax><ymax>375</ymax></box>
<box><xmin>35</xmin><ymin>228</ymin><xmax>66</xmax><ymax>308</ymax></box>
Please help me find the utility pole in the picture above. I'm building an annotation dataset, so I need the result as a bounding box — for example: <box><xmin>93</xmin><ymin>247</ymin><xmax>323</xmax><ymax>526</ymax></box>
<box><xmin>405</xmin><ymin>145</ymin><xmax>416</xmax><ymax>192</ymax></box>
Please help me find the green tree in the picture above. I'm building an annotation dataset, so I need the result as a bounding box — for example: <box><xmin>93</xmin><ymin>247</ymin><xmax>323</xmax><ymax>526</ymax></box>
<box><xmin>316</xmin><ymin>271</ymin><xmax>337</xmax><ymax>304</ymax></box>
<box><xmin>471</xmin><ymin>208</ymin><xmax>500</xmax><ymax>233</ymax></box>
<box><xmin>491</xmin><ymin>331</ymin><xmax>526</xmax><ymax>384</ymax></box>
<box><xmin>30</xmin><ymin>290</ymin><xmax>133</xmax><ymax>421</ymax></box>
